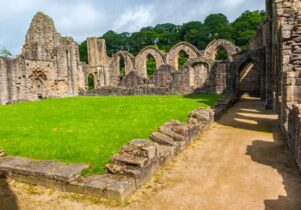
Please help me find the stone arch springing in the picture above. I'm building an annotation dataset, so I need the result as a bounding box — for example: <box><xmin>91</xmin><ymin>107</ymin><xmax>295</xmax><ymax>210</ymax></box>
<box><xmin>87</xmin><ymin>73</ymin><xmax>95</xmax><ymax>90</ymax></box>
<box><xmin>135</xmin><ymin>46</ymin><xmax>165</xmax><ymax>78</ymax></box>
<box><xmin>166</xmin><ymin>42</ymin><xmax>201</xmax><ymax>70</ymax></box>
<box><xmin>203</xmin><ymin>39</ymin><xmax>240</xmax><ymax>62</ymax></box>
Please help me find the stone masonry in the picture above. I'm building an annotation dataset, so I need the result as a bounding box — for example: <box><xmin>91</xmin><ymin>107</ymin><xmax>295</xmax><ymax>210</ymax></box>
<box><xmin>0</xmin><ymin>12</ymin><xmax>85</xmax><ymax>104</ymax></box>
<box><xmin>85</xmin><ymin>39</ymin><xmax>241</xmax><ymax>95</ymax></box>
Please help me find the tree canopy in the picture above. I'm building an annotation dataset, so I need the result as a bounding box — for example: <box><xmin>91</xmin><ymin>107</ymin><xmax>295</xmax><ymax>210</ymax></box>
<box><xmin>78</xmin><ymin>10</ymin><xmax>266</xmax><ymax>64</ymax></box>
<box><xmin>0</xmin><ymin>47</ymin><xmax>12</xmax><ymax>58</ymax></box>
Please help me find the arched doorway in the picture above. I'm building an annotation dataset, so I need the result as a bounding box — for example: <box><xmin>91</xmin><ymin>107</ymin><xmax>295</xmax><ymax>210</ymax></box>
<box><xmin>239</xmin><ymin>62</ymin><xmax>260</xmax><ymax>95</ymax></box>
<box><xmin>177</xmin><ymin>50</ymin><xmax>189</xmax><ymax>70</ymax></box>
<box><xmin>87</xmin><ymin>74</ymin><xmax>95</xmax><ymax>90</ymax></box>
<box><xmin>36</xmin><ymin>79</ymin><xmax>44</xmax><ymax>99</ymax></box>
<box><xmin>146</xmin><ymin>54</ymin><xmax>156</xmax><ymax>78</ymax></box>
<box><xmin>119</xmin><ymin>55</ymin><xmax>126</xmax><ymax>79</ymax></box>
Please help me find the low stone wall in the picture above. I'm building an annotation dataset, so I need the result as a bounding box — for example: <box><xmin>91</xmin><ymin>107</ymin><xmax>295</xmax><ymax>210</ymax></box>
<box><xmin>0</xmin><ymin>95</ymin><xmax>237</xmax><ymax>201</ymax></box>
<box><xmin>86</xmin><ymin>86</ymin><xmax>172</xmax><ymax>96</ymax></box>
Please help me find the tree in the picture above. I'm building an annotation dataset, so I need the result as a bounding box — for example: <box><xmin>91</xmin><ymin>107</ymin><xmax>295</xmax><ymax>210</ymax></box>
<box><xmin>78</xmin><ymin>10</ymin><xmax>266</xmax><ymax>62</ymax></box>
<box><xmin>231</xmin><ymin>10</ymin><xmax>266</xmax><ymax>46</ymax></box>
<box><xmin>79</xmin><ymin>41</ymin><xmax>88</xmax><ymax>63</ymax></box>
<box><xmin>0</xmin><ymin>47</ymin><xmax>12</xmax><ymax>58</ymax></box>
<box><xmin>204</xmin><ymin>14</ymin><xmax>233</xmax><ymax>41</ymax></box>
<box><xmin>146</xmin><ymin>55</ymin><xmax>156</xmax><ymax>78</ymax></box>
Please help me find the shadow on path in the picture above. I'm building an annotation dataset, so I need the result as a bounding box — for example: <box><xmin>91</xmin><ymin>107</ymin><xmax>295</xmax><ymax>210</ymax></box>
<box><xmin>218</xmin><ymin>97</ymin><xmax>275</xmax><ymax>133</ymax></box>
<box><xmin>219</xmin><ymin>96</ymin><xmax>301</xmax><ymax>210</ymax></box>
<box><xmin>246</xmin><ymin>131</ymin><xmax>301</xmax><ymax>210</ymax></box>
<box><xmin>0</xmin><ymin>177</ymin><xmax>19</xmax><ymax>210</ymax></box>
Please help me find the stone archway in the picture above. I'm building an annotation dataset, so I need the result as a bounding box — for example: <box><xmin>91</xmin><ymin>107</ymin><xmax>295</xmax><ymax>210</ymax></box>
<box><xmin>29</xmin><ymin>68</ymin><xmax>47</xmax><ymax>99</ymax></box>
<box><xmin>135</xmin><ymin>47</ymin><xmax>165</xmax><ymax>78</ymax></box>
<box><xmin>112</xmin><ymin>51</ymin><xmax>135</xmax><ymax>77</ymax></box>
<box><xmin>239</xmin><ymin>61</ymin><xmax>260</xmax><ymax>95</ymax></box>
<box><xmin>35</xmin><ymin>79</ymin><xmax>44</xmax><ymax>99</ymax></box>
<box><xmin>203</xmin><ymin>39</ymin><xmax>240</xmax><ymax>62</ymax></box>
<box><xmin>166</xmin><ymin>42</ymin><xmax>201</xmax><ymax>70</ymax></box>
<box><xmin>87</xmin><ymin>73</ymin><xmax>95</xmax><ymax>90</ymax></box>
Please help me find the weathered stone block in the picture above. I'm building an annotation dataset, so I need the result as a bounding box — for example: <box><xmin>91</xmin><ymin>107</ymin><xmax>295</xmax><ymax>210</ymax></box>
<box><xmin>112</xmin><ymin>154</ymin><xmax>149</xmax><ymax>168</ymax></box>
<box><xmin>150</xmin><ymin>132</ymin><xmax>175</xmax><ymax>146</ymax></box>
<box><xmin>106</xmin><ymin>177</ymin><xmax>137</xmax><ymax>201</ymax></box>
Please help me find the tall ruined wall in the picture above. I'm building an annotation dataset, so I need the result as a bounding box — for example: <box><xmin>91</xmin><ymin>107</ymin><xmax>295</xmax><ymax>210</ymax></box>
<box><xmin>0</xmin><ymin>12</ymin><xmax>84</xmax><ymax>104</ymax></box>
<box><xmin>266</xmin><ymin>0</ymin><xmax>301</xmax><ymax>171</ymax></box>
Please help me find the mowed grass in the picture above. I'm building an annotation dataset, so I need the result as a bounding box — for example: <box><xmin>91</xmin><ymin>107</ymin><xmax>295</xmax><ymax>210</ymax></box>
<box><xmin>0</xmin><ymin>95</ymin><xmax>220</xmax><ymax>174</ymax></box>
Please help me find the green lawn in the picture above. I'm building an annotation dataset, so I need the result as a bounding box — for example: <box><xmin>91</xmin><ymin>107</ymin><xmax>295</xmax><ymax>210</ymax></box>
<box><xmin>0</xmin><ymin>95</ymin><xmax>220</xmax><ymax>174</ymax></box>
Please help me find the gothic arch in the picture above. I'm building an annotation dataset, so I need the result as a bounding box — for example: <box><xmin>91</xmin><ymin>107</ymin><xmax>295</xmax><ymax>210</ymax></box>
<box><xmin>135</xmin><ymin>46</ymin><xmax>165</xmax><ymax>78</ymax></box>
<box><xmin>112</xmin><ymin>51</ymin><xmax>135</xmax><ymax>77</ymax></box>
<box><xmin>166</xmin><ymin>42</ymin><xmax>202</xmax><ymax>70</ymax></box>
<box><xmin>203</xmin><ymin>39</ymin><xmax>240</xmax><ymax>62</ymax></box>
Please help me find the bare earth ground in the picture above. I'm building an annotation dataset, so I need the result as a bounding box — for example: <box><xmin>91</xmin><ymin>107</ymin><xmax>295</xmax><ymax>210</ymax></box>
<box><xmin>1</xmin><ymin>97</ymin><xmax>301</xmax><ymax>210</ymax></box>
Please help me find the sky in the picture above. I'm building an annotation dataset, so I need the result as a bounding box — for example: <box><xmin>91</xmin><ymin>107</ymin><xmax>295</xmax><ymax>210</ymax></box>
<box><xmin>0</xmin><ymin>0</ymin><xmax>265</xmax><ymax>55</ymax></box>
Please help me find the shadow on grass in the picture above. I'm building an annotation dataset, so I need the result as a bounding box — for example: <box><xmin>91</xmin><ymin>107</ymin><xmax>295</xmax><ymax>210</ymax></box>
<box><xmin>0</xmin><ymin>178</ymin><xmax>19</xmax><ymax>210</ymax></box>
<box><xmin>183</xmin><ymin>94</ymin><xmax>221</xmax><ymax>107</ymax></box>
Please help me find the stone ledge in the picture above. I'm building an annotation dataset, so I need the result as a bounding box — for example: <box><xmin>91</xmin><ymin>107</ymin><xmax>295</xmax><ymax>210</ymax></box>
<box><xmin>0</xmin><ymin>156</ymin><xmax>89</xmax><ymax>183</ymax></box>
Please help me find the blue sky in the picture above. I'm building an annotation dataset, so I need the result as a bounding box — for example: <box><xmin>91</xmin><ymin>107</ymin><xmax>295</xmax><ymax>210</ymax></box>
<box><xmin>0</xmin><ymin>0</ymin><xmax>265</xmax><ymax>55</ymax></box>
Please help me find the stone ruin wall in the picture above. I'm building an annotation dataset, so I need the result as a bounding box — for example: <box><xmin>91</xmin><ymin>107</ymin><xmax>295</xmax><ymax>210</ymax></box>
<box><xmin>85</xmin><ymin>38</ymin><xmax>241</xmax><ymax>96</ymax></box>
<box><xmin>265</xmin><ymin>0</ymin><xmax>301</xmax><ymax>171</ymax></box>
<box><xmin>0</xmin><ymin>12</ymin><xmax>242</xmax><ymax>104</ymax></box>
<box><xmin>0</xmin><ymin>12</ymin><xmax>85</xmax><ymax>104</ymax></box>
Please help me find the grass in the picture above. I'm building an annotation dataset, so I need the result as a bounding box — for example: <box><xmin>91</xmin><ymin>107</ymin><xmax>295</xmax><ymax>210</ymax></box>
<box><xmin>0</xmin><ymin>95</ymin><xmax>220</xmax><ymax>174</ymax></box>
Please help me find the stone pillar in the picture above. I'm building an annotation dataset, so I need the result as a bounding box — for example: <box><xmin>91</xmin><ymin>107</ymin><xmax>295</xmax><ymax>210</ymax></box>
<box><xmin>87</xmin><ymin>38</ymin><xmax>108</xmax><ymax>68</ymax></box>
<box><xmin>265</xmin><ymin>0</ymin><xmax>274</xmax><ymax>109</ymax></box>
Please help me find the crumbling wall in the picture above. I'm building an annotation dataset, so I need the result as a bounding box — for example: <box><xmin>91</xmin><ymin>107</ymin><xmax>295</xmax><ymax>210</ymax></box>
<box><xmin>0</xmin><ymin>12</ymin><xmax>83</xmax><ymax>104</ymax></box>
<box><xmin>135</xmin><ymin>47</ymin><xmax>166</xmax><ymax>78</ymax></box>
<box><xmin>166</xmin><ymin>42</ymin><xmax>201</xmax><ymax>70</ymax></box>
<box><xmin>85</xmin><ymin>39</ymin><xmax>240</xmax><ymax>96</ymax></box>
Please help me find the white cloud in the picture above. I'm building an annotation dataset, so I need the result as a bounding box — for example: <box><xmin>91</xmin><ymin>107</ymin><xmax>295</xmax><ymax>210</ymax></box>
<box><xmin>0</xmin><ymin>0</ymin><xmax>265</xmax><ymax>55</ymax></box>
<box><xmin>113</xmin><ymin>5</ymin><xmax>155</xmax><ymax>32</ymax></box>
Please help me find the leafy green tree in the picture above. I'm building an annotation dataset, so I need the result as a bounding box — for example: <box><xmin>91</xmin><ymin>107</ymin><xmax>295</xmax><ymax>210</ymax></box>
<box><xmin>78</xmin><ymin>10</ymin><xmax>266</xmax><ymax>62</ymax></box>
<box><xmin>179</xmin><ymin>21</ymin><xmax>202</xmax><ymax>40</ymax></box>
<box><xmin>204</xmin><ymin>14</ymin><xmax>233</xmax><ymax>41</ymax></box>
<box><xmin>178</xmin><ymin>52</ymin><xmax>189</xmax><ymax>69</ymax></box>
<box><xmin>231</xmin><ymin>10</ymin><xmax>266</xmax><ymax>46</ymax></box>
<box><xmin>146</xmin><ymin>55</ymin><xmax>156</xmax><ymax>78</ymax></box>
<box><xmin>79</xmin><ymin>41</ymin><xmax>88</xmax><ymax>63</ymax></box>
<box><xmin>0</xmin><ymin>47</ymin><xmax>12</xmax><ymax>58</ymax></box>
<box><xmin>87</xmin><ymin>74</ymin><xmax>95</xmax><ymax>90</ymax></box>
<box><xmin>216</xmin><ymin>47</ymin><xmax>228</xmax><ymax>61</ymax></box>
<box><xmin>119</xmin><ymin>56</ymin><xmax>125</xmax><ymax>77</ymax></box>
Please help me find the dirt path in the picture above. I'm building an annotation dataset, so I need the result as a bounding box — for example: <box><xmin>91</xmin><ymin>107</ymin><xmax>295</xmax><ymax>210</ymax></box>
<box><xmin>1</xmin><ymin>97</ymin><xmax>301</xmax><ymax>210</ymax></box>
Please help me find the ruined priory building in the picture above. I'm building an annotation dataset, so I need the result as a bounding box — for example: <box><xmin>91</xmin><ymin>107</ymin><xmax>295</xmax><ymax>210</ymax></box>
<box><xmin>0</xmin><ymin>12</ymin><xmax>86</xmax><ymax>104</ymax></box>
<box><xmin>1</xmin><ymin>0</ymin><xmax>301</xmax><ymax>172</ymax></box>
